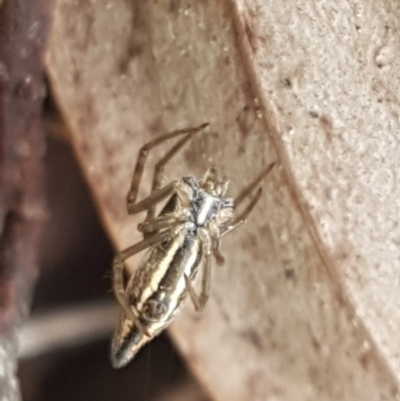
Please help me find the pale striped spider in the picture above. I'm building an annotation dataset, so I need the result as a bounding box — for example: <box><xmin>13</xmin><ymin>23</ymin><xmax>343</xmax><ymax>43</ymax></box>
<box><xmin>111</xmin><ymin>123</ymin><xmax>274</xmax><ymax>368</ymax></box>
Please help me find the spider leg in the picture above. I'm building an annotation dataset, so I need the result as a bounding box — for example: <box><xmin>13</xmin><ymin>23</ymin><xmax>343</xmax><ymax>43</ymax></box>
<box><xmin>185</xmin><ymin>229</ymin><xmax>212</xmax><ymax>312</ymax></box>
<box><xmin>212</xmin><ymin>237</ymin><xmax>225</xmax><ymax>266</ymax></box>
<box><xmin>113</xmin><ymin>230</ymin><xmax>170</xmax><ymax>336</ymax></box>
<box><xmin>147</xmin><ymin>122</ymin><xmax>209</xmax><ymax>221</ymax></box>
<box><xmin>220</xmin><ymin>162</ymin><xmax>275</xmax><ymax>237</ymax></box>
<box><xmin>137</xmin><ymin>209</ymin><xmax>190</xmax><ymax>235</ymax></box>
<box><xmin>127</xmin><ymin>122</ymin><xmax>209</xmax><ymax>215</ymax></box>
<box><xmin>127</xmin><ymin>181</ymin><xmax>177</xmax><ymax>215</ymax></box>
<box><xmin>222</xmin><ymin>187</ymin><xmax>263</xmax><ymax>237</ymax></box>
<box><xmin>128</xmin><ymin>177</ymin><xmax>200</xmax><ymax>216</ymax></box>
<box><xmin>234</xmin><ymin>162</ymin><xmax>275</xmax><ymax>208</ymax></box>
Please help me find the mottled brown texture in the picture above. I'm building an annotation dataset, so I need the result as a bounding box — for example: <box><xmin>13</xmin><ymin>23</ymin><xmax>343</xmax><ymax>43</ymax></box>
<box><xmin>0</xmin><ymin>0</ymin><xmax>49</xmax><ymax>327</ymax></box>
<box><xmin>0</xmin><ymin>0</ymin><xmax>50</xmax><ymax>399</ymax></box>
<box><xmin>46</xmin><ymin>0</ymin><xmax>400</xmax><ymax>400</ymax></box>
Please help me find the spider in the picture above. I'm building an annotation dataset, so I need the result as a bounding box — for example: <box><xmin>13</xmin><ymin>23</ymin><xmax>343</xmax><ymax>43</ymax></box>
<box><xmin>111</xmin><ymin>122</ymin><xmax>274</xmax><ymax>368</ymax></box>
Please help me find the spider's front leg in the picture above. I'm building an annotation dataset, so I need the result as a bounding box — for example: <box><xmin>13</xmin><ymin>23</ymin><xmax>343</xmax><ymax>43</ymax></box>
<box><xmin>126</xmin><ymin>123</ymin><xmax>209</xmax><ymax>218</ymax></box>
<box><xmin>221</xmin><ymin>161</ymin><xmax>275</xmax><ymax>237</ymax></box>
<box><xmin>221</xmin><ymin>187</ymin><xmax>263</xmax><ymax>237</ymax></box>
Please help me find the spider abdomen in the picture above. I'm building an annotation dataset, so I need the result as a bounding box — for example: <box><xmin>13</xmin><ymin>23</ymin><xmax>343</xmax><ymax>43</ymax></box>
<box><xmin>111</xmin><ymin>233</ymin><xmax>202</xmax><ymax>368</ymax></box>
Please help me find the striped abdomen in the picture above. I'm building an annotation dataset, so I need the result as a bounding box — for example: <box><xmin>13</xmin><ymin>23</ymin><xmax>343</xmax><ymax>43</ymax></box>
<box><xmin>111</xmin><ymin>233</ymin><xmax>202</xmax><ymax>368</ymax></box>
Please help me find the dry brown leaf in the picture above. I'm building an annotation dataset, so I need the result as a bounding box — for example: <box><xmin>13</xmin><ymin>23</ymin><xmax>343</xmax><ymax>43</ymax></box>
<box><xmin>46</xmin><ymin>1</ymin><xmax>400</xmax><ymax>400</ymax></box>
